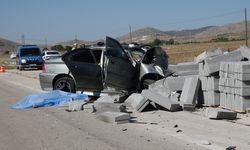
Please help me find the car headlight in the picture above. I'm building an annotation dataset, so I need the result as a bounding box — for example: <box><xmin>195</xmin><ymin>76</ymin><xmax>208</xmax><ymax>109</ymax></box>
<box><xmin>21</xmin><ymin>59</ymin><xmax>26</xmax><ymax>63</ymax></box>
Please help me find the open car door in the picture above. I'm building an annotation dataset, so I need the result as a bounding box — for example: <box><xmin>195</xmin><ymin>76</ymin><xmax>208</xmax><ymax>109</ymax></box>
<box><xmin>104</xmin><ymin>37</ymin><xmax>138</xmax><ymax>91</ymax></box>
<box><xmin>62</xmin><ymin>48</ymin><xmax>103</xmax><ymax>91</ymax></box>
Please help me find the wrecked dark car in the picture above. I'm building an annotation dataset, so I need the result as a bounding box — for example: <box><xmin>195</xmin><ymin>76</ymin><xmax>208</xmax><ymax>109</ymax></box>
<box><xmin>40</xmin><ymin>37</ymin><xmax>168</xmax><ymax>96</ymax></box>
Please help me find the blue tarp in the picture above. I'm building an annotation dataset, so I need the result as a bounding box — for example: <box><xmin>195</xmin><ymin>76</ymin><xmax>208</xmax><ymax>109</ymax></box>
<box><xmin>11</xmin><ymin>90</ymin><xmax>87</xmax><ymax>109</ymax></box>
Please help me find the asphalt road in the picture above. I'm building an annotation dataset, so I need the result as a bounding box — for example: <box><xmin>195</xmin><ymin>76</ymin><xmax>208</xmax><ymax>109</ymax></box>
<box><xmin>0</xmin><ymin>70</ymin><xmax>250</xmax><ymax>150</ymax></box>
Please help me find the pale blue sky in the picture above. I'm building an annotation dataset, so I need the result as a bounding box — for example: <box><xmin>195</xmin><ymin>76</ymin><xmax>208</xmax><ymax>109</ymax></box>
<box><xmin>0</xmin><ymin>0</ymin><xmax>249</xmax><ymax>44</ymax></box>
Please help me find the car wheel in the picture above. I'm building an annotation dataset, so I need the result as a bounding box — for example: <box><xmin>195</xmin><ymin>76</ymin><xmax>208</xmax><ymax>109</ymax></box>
<box><xmin>53</xmin><ymin>77</ymin><xmax>76</xmax><ymax>93</ymax></box>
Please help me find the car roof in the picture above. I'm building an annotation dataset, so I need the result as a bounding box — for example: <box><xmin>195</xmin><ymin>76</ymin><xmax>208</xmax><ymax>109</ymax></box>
<box><xmin>18</xmin><ymin>45</ymin><xmax>39</xmax><ymax>48</ymax></box>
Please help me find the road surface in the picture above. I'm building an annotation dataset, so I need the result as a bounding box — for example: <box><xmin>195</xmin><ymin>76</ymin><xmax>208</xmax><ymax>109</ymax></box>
<box><xmin>0</xmin><ymin>70</ymin><xmax>250</xmax><ymax>150</ymax></box>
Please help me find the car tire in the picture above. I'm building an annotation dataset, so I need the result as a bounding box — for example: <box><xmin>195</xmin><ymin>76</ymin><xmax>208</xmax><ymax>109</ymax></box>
<box><xmin>53</xmin><ymin>77</ymin><xmax>76</xmax><ymax>93</ymax></box>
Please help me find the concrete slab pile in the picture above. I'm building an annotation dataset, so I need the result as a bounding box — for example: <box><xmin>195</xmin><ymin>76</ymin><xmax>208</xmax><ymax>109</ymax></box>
<box><xmin>219</xmin><ymin>61</ymin><xmax>250</xmax><ymax>112</ymax></box>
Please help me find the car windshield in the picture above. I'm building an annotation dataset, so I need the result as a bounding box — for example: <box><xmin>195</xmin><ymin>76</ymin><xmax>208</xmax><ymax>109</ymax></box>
<box><xmin>20</xmin><ymin>48</ymin><xmax>41</xmax><ymax>56</ymax></box>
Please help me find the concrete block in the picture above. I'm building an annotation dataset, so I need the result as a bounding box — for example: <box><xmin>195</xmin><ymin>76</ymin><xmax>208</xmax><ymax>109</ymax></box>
<box><xmin>68</xmin><ymin>101</ymin><xmax>85</xmax><ymax>111</ymax></box>
<box><xmin>138</xmin><ymin>100</ymin><xmax>150</xmax><ymax>112</ymax></box>
<box><xmin>234</xmin><ymin>95</ymin><xmax>250</xmax><ymax>112</ymax></box>
<box><xmin>204</xmin><ymin>50</ymin><xmax>243</xmax><ymax>74</ymax></box>
<box><xmin>161</xmin><ymin>76</ymin><xmax>186</xmax><ymax>91</ymax></box>
<box><xmin>96</xmin><ymin>112</ymin><xmax>130</xmax><ymax>124</ymax></box>
<box><xmin>235</xmin><ymin>87</ymin><xmax>250</xmax><ymax>96</ymax></box>
<box><xmin>203</xmin><ymin>91</ymin><xmax>220</xmax><ymax>106</ymax></box>
<box><xmin>141</xmin><ymin>89</ymin><xmax>181</xmax><ymax>111</ymax></box>
<box><xmin>173</xmin><ymin>62</ymin><xmax>199</xmax><ymax>76</ymax></box>
<box><xmin>83</xmin><ymin>103</ymin><xmax>95</xmax><ymax>113</ymax></box>
<box><xmin>94</xmin><ymin>102</ymin><xmax>126</xmax><ymax>113</ymax></box>
<box><xmin>125</xmin><ymin>93</ymin><xmax>147</xmax><ymax>110</ymax></box>
<box><xmin>199</xmin><ymin>62</ymin><xmax>209</xmax><ymax>77</ymax></box>
<box><xmin>220</xmin><ymin>92</ymin><xmax>227</xmax><ymax>108</ymax></box>
<box><xmin>205</xmin><ymin>108</ymin><xmax>237</xmax><ymax>120</ymax></box>
<box><xmin>194</xmin><ymin>48</ymin><xmax>223</xmax><ymax>63</ymax></box>
<box><xmin>208</xmin><ymin>77</ymin><xmax>219</xmax><ymax>91</ymax></box>
<box><xmin>239</xmin><ymin>45</ymin><xmax>250</xmax><ymax>60</ymax></box>
<box><xmin>182</xmin><ymin>104</ymin><xmax>196</xmax><ymax>111</ymax></box>
<box><xmin>235</xmin><ymin>80</ymin><xmax>250</xmax><ymax>88</ymax></box>
<box><xmin>236</xmin><ymin>73</ymin><xmax>250</xmax><ymax>81</ymax></box>
<box><xmin>96</xmin><ymin>95</ymin><xmax>119</xmax><ymax>103</ymax></box>
<box><xmin>180</xmin><ymin>76</ymin><xmax>200</xmax><ymax>105</ymax></box>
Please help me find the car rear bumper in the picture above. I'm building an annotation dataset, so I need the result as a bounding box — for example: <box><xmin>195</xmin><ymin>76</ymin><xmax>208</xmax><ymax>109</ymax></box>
<box><xmin>39</xmin><ymin>72</ymin><xmax>56</xmax><ymax>91</ymax></box>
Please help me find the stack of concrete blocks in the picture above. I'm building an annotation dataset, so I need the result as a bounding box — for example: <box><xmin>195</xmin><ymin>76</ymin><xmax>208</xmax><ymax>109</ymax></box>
<box><xmin>199</xmin><ymin>49</ymin><xmax>244</xmax><ymax>107</ymax></box>
<box><xmin>199</xmin><ymin>76</ymin><xmax>220</xmax><ymax>106</ymax></box>
<box><xmin>219</xmin><ymin>62</ymin><xmax>250</xmax><ymax>112</ymax></box>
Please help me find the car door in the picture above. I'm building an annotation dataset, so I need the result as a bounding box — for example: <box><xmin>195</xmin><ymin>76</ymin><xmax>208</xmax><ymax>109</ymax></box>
<box><xmin>62</xmin><ymin>48</ymin><xmax>103</xmax><ymax>91</ymax></box>
<box><xmin>104</xmin><ymin>37</ymin><xmax>138</xmax><ymax>91</ymax></box>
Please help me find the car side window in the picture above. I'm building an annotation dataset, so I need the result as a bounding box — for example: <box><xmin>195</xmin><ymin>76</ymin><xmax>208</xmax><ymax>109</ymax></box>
<box><xmin>70</xmin><ymin>49</ymin><xmax>95</xmax><ymax>63</ymax></box>
<box><xmin>91</xmin><ymin>49</ymin><xmax>102</xmax><ymax>64</ymax></box>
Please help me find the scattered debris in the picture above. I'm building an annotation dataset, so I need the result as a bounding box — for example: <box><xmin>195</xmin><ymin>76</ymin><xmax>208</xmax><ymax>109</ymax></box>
<box><xmin>122</xmin><ymin>128</ymin><xmax>127</xmax><ymax>131</ymax></box>
<box><xmin>225</xmin><ymin>146</ymin><xmax>236</xmax><ymax>150</ymax></box>
<box><xmin>200</xmin><ymin>140</ymin><xmax>211</xmax><ymax>145</ymax></box>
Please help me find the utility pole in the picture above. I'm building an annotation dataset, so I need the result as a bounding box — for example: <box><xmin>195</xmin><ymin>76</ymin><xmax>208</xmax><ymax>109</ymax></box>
<box><xmin>21</xmin><ymin>34</ymin><xmax>25</xmax><ymax>45</ymax></box>
<box><xmin>45</xmin><ymin>38</ymin><xmax>48</xmax><ymax>50</ymax></box>
<box><xmin>129</xmin><ymin>25</ymin><xmax>132</xmax><ymax>43</ymax></box>
<box><xmin>75</xmin><ymin>34</ymin><xmax>78</xmax><ymax>44</ymax></box>
<box><xmin>245</xmin><ymin>8</ymin><xmax>248</xmax><ymax>46</ymax></box>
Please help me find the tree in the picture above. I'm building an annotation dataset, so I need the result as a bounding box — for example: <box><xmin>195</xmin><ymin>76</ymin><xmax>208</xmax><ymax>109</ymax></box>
<box><xmin>65</xmin><ymin>46</ymin><xmax>72</xmax><ymax>52</ymax></box>
<box><xmin>51</xmin><ymin>45</ymin><xmax>65</xmax><ymax>51</ymax></box>
<box><xmin>152</xmin><ymin>38</ymin><xmax>162</xmax><ymax>46</ymax></box>
<box><xmin>168</xmin><ymin>39</ymin><xmax>174</xmax><ymax>45</ymax></box>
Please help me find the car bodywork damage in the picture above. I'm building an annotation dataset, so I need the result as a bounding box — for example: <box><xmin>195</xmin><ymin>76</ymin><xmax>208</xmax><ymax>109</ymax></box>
<box><xmin>61</xmin><ymin>36</ymin><xmax>168</xmax><ymax>94</ymax></box>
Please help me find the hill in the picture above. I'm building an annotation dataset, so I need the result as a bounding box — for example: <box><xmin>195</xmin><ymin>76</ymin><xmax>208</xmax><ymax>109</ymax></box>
<box><xmin>0</xmin><ymin>38</ymin><xmax>19</xmax><ymax>55</ymax></box>
<box><xmin>117</xmin><ymin>21</ymin><xmax>250</xmax><ymax>43</ymax></box>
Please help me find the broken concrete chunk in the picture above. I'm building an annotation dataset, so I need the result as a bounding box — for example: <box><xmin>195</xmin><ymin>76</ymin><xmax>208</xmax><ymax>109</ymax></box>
<box><xmin>96</xmin><ymin>112</ymin><xmax>130</xmax><ymax>124</ymax></box>
<box><xmin>94</xmin><ymin>102</ymin><xmax>126</xmax><ymax>113</ymax></box>
<box><xmin>239</xmin><ymin>45</ymin><xmax>250</xmax><ymax>60</ymax></box>
<box><xmin>141</xmin><ymin>89</ymin><xmax>181</xmax><ymax>112</ymax></box>
<box><xmin>125</xmin><ymin>93</ymin><xmax>148</xmax><ymax>111</ymax></box>
<box><xmin>205</xmin><ymin>108</ymin><xmax>237</xmax><ymax>120</ymax></box>
<box><xmin>96</xmin><ymin>95</ymin><xmax>119</xmax><ymax>103</ymax></box>
<box><xmin>180</xmin><ymin>76</ymin><xmax>200</xmax><ymax>105</ymax></box>
<box><xmin>194</xmin><ymin>48</ymin><xmax>223</xmax><ymax>63</ymax></box>
<box><xmin>161</xmin><ymin>76</ymin><xmax>186</xmax><ymax>91</ymax></box>
<box><xmin>205</xmin><ymin>50</ymin><xmax>243</xmax><ymax>75</ymax></box>
<box><xmin>68</xmin><ymin>101</ymin><xmax>85</xmax><ymax>111</ymax></box>
<box><xmin>83</xmin><ymin>103</ymin><xmax>95</xmax><ymax>113</ymax></box>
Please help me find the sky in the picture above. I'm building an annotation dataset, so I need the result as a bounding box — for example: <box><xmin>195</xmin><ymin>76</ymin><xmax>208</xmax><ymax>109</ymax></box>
<box><xmin>0</xmin><ymin>0</ymin><xmax>250</xmax><ymax>44</ymax></box>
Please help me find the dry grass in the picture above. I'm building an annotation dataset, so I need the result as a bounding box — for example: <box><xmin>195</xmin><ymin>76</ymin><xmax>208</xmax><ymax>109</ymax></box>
<box><xmin>163</xmin><ymin>40</ymin><xmax>249</xmax><ymax>64</ymax></box>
